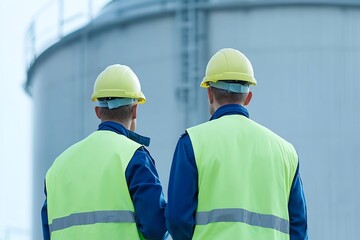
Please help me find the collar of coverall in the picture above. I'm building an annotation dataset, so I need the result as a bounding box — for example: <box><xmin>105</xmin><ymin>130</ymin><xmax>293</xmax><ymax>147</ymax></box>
<box><xmin>98</xmin><ymin>121</ymin><xmax>150</xmax><ymax>147</ymax></box>
<box><xmin>210</xmin><ymin>104</ymin><xmax>250</xmax><ymax>121</ymax></box>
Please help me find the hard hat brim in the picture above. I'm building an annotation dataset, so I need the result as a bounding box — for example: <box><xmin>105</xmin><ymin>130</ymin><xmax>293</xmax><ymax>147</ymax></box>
<box><xmin>91</xmin><ymin>90</ymin><xmax>146</xmax><ymax>104</ymax></box>
<box><xmin>201</xmin><ymin>73</ymin><xmax>257</xmax><ymax>88</ymax></box>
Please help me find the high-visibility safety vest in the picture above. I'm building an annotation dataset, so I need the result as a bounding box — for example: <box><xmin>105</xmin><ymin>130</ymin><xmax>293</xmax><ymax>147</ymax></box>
<box><xmin>187</xmin><ymin>114</ymin><xmax>298</xmax><ymax>239</ymax></box>
<box><xmin>46</xmin><ymin>130</ymin><xmax>143</xmax><ymax>240</ymax></box>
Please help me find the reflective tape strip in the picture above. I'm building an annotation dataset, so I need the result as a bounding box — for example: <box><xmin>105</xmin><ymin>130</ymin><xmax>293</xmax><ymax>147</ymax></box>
<box><xmin>196</xmin><ymin>208</ymin><xmax>289</xmax><ymax>234</ymax></box>
<box><xmin>49</xmin><ymin>210</ymin><xmax>136</xmax><ymax>233</ymax></box>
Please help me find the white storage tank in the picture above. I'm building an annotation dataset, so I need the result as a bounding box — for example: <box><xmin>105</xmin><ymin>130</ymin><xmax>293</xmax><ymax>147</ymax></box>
<box><xmin>26</xmin><ymin>1</ymin><xmax>360</xmax><ymax>239</ymax></box>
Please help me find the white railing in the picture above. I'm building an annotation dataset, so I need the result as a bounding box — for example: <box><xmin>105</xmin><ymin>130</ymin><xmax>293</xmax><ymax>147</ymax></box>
<box><xmin>25</xmin><ymin>0</ymin><xmax>111</xmax><ymax>68</ymax></box>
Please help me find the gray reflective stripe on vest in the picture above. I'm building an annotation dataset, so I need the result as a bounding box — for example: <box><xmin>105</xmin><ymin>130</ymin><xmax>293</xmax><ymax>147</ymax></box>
<box><xmin>196</xmin><ymin>208</ymin><xmax>289</xmax><ymax>234</ymax></box>
<box><xmin>49</xmin><ymin>210</ymin><xmax>136</xmax><ymax>233</ymax></box>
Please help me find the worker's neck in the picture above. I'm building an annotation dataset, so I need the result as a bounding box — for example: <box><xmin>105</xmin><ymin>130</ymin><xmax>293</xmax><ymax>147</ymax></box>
<box><xmin>214</xmin><ymin>102</ymin><xmax>244</xmax><ymax>111</ymax></box>
<box><xmin>102</xmin><ymin>119</ymin><xmax>132</xmax><ymax>130</ymax></box>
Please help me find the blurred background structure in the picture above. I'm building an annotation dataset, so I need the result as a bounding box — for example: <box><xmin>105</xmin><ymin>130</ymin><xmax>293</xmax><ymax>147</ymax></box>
<box><xmin>6</xmin><ymin>0</ymin><xmax>359</xmax><ymax>239</ymax></box>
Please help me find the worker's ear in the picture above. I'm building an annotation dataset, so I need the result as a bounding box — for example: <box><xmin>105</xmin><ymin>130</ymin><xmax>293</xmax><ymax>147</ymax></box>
<box><xmin>95</xmin><ymin>106</ymin><xmax>102</xmax><ymax>119</ymax></box>
<box><xmin>131</xmin><ymin>104</ymin><xmax>138</xmax><ymax>120</ymax></box>
<box><xmin>244</xmin><ymin>91</ymin><xmax>252</xmax><ymax>106</ymax></box>
<box><xmin>207</xmin><ymin>88</ymin><xmax>214</xmax><ymax>104</ymax></box>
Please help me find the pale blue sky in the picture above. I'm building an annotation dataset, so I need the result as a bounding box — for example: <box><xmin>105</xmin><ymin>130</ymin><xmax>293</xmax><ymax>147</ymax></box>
<box><xmin>0</xmin><ymin>0</ymin><xmax>42</xmax><ymax>238</ymax></box>
<box><xmin>0</xmin><ymin>1</ymin><xmax>108</xmax><ymax>239</ymax></box>
<box><xmin>0</xmin><ymin>0</ymin><xmax>75</xmax><ymax>239</ymax></box>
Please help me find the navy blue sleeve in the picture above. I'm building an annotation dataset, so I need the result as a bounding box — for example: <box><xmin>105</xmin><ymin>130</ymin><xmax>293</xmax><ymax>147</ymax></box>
<box><xmin>41</xmin><ymin>185</ymin><xmax>50</xmax><ymax>240</ymax></box>
<box><xmin>125</xmin><ymin>147</ymin><xmax>168</xmax><ymax>240</ymax></box>
<box><xmin>288</xmin><ymin>163</ymin><xmax>308</xmax><ymax>240</ymax></box>
<box><xmin>165</xmin><ymin>133</ymin><xmax>198</xmax><ymax>240</ymax></box>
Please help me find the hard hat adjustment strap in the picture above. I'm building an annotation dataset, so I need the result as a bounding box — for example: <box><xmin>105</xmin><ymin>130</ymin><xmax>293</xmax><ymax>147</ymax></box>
<box><xmin>209</xmin><ymin>81</ymin><xmax>250</xmax><ymax>93</ymax></box>
<box><xmin>98</xmin><ymin>98</ymin><xmax>138</xmax><ymax>109</ymax></box>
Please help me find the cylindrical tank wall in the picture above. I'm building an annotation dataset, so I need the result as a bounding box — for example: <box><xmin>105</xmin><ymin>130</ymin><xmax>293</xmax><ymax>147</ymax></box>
<box><xmin>27</xmin><ymin>1</ymin><xmax>360</xmax><ymax>240</ymax></box>
<box><xmin>209</xmin><ymin>7</ymin><xmax>360</xmax><ymax>239</ymax></box>
<box><xmin>207</xmin><ymin>5</ymin><xmax>360</xmax><ymax>239</ymax></box>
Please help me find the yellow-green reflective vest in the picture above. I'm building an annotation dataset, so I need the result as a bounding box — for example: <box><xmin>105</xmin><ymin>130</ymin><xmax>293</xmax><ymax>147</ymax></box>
<box><xmin>187</xmin><ymin>114</ymin><xmax>298</xmax><ymax>239</ymax></box>
<box><xmin>46</xmin><ymin>131</ymin><xmax>143</xmax><ymax>240</ymax></box>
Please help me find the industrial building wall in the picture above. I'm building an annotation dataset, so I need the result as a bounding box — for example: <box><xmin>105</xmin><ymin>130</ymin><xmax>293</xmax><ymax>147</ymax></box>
<box><xmin>26</xmin><ymin>1</ymin><xmax>360</xmax><ymax>239</ymax></box>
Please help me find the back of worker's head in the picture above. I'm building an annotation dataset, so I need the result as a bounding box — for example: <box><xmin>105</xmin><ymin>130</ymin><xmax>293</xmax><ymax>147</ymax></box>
<box><xmin>91</xmin><ymin>64</ymin><xmax>146</xmax><ymax>130</ymax></box>
<box><xmin>210</xmin><ymin>81</ymin><xmax>250</xmax><ymax>105</ymax></box>
<box><xmin>201</xmin><ymin>48</ymin><xmax>256</xmax><ymax>114</ymax></box>
<box><xmin>96</xmin><ymin>97</ymin><xmax>135</xmax><ymax>122</ymax></box>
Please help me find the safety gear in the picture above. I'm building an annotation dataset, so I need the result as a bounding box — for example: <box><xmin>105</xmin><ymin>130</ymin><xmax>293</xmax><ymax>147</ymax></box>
<box><xmin>187</xmin><ymin>115</ymin><xmax>297</xmax><ymax>239</ymax></box>
<box><xmin>201</xmin><ymin>48</ymin><xmax>257</xmax><ymax>88</ymax></box>
<box><xmin>46</xmin><ymin>131</ymin><xmax>143</xmax><ymax>239</ymax></box>
<box><xmin>91</xmin><ymin>64</ymin><xmax>146</xmax><ymax>104</ymax></box>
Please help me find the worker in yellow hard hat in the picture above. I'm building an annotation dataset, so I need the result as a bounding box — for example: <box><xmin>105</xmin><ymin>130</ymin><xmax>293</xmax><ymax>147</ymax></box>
<box><xmin>166</xmin><ymin>48</ymin><xmax>308</xmax><ymax>240</ymax></box>
<box><xmin>41</xmin><ymin>64</ymin><xmax>168</xmax><ymax>240</ymax></box>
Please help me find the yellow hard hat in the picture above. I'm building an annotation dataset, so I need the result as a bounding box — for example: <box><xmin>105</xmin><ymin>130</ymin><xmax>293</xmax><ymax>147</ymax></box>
<box><xmin>201</xmin><ymin>48</ymin><xmax>257</xmax><ymax>88</ymax></box>
<box><xmin>91</xmin><ymin>64</ymin><xmax>146</xmax><ymax>104</ymax></box>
